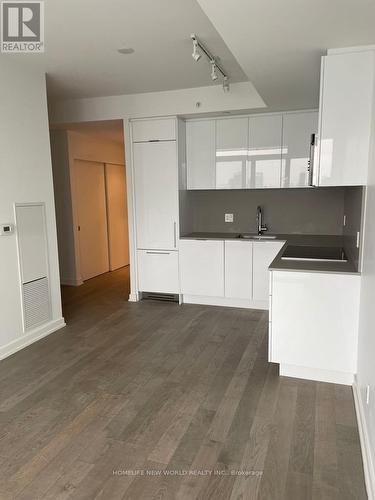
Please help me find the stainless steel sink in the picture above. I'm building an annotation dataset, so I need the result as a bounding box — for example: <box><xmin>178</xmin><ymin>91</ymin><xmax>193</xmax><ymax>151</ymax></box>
<box><xmin>238</xmin><ymin>234</ymin><xmax>277</xmax><ymax>240</ymax></box>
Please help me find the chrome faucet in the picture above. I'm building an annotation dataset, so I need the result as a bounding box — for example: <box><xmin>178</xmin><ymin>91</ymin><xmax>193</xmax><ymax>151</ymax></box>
<box><xmin>256</xmin><ymin>206</ymin><xmax>268</xmax><ymax>235</ymax></box>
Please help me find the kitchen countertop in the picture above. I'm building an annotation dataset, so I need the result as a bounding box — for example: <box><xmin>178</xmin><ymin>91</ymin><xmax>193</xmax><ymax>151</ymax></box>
<box><xmin>180</xmin><ymin>232</ymin><xmax>360</xmax><ymax>275</ymax></box>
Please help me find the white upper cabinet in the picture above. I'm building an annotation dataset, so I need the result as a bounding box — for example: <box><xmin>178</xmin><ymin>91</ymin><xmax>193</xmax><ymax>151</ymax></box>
<box><xmin>248</xmin><ymin>115</ymin><xmax>283</xmax><ymax>189</ymax></box>
<box><xmin>186</xmin><ymin>120</ymin><xmax>215</xmax><ymax>189</ymax></box>
<box><xmin>132</xmin><ymin>118</ymin><xmax>176</xmax><ymax>142</ymax></box>
<box><xmin>215</xmin><ymin>118</ymin><xmax>249</xmax><ymax>189</ymax></box>
<box><xmin>282</xmin><ymin>112</ymin><xmax>318</xmax><ymax>188</ymax></box>
<box><xmin>179</xmin><ymin>239</ymin><xmax>224</xmax><ymax>297</ymax></box>
<box><xmin>133</xmin><ymin>141</ymin><xmax>178</xmax><ymax>250</ymax></box>
<box><xmin>317</xmin><ymin>49</ymin><xmax>375</xmax><ymax>186</ymax></box>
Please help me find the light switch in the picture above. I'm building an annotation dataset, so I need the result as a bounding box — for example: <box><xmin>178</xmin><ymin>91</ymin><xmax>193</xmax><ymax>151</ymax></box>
<box><xmin>225</xmin><ymin>213</ymin><xmax>234</xmax><ymax>223</ymax></box>
<box><xmin>0</xmin><ymin>223</ymin><xmax>14</xmax><ymax>235</ymax></box>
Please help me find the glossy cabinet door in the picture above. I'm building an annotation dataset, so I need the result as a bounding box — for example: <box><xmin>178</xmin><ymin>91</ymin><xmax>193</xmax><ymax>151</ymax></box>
<box><xmin>186</xmin><ymin>120</ymin><xmax>216</xmax><ymax>189</ymax></box>
<box><xmin>224</xmin><ymin>241</ymin><xmax>252</xmax><ymax>299</ymax></box>
<box><xmin>179</xmin><ymin>240</ymin><xmax>224</xmax><ymax>296</ymax></box>
<box><xmin>253</xmin><ymin>241</ymin><xmax>285</xmax><ymax>301</ymax></box>
<box><xmin>248</xmin><ymin>115</ymin><xmax>283</xmax><ymax>188</ymax></box>
<box><xmin>132</xmin><ymin>118</ymin><xmax>176</xmax><ymax>142</ymax></box>
<box><xmin>270</xmin><ymin>270</ymin><xmax>360</xmax><ymax>376</ymax></box>
<box><xmin>282</xmin><ymin>112</ymin><xmax>318</xmax><ymax>188</ymax></box>
<box><xmin>133</xmin><ymin>141</ymin><xmax>178</xmax><ymax>250</ymax></box>
<box><xmin>215</xmin><ymin>117</ymin><xmax>248</xmax><ymax>189</ymax></box>
<box><xmin>317</xmin><ymin>50</ymin><xmax>375</xmax><ymax>186</ymax></box>
<box><xmin>137</xmin><ymin>250</ymin><xmax>179</xmax><ymax>294</ymax></box>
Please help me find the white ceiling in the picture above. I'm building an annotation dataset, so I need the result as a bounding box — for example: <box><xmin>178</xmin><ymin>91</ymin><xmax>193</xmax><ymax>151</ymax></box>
<box><xmin>2</xmin><ymin>0</ymin><xmax>375</xmax><ymax>110</ymax></box>
<box><xmin>197</xmin><ymin>0</ymin><xmax>375</xmax><ymax>109</ymax></box>
<box><xmin>4</xmin><ymin>0</ymin><xmax>247</xmax><ymax>100</ymax></box>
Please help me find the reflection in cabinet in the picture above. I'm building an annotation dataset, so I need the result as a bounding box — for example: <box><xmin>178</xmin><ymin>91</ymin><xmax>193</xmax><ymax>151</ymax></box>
<box><xmin>186</xmin><ymin>120</ymin><xmax>215</xmax><ymax>189</ymax></box>
<box><xmin>248</xmin><ymin>115</ymin><xmax>283</xmax><ymax>188</ymax></box>
<box><xmin>224</xmin><ymin>241</ymin><xmax>252</xmax><ymax>299</ymax></box>
<box><xmin>253</xmin><ymin>241</ymin><xmax>285</xmax><ymax>301</ymax></box>
<box><xmin>215</xmin><ymin>118</ymin><xmax>248</xmax><ymax>189</ymax></box>
<box><xmin>179</xmin><ymin>240</ymin><xmax>224</xmax><ymax>296</ymax></box>
<box><xmin>282</xmin><ymin>112</ymin><xmax>318</xmax><ymax>188</ymax></box>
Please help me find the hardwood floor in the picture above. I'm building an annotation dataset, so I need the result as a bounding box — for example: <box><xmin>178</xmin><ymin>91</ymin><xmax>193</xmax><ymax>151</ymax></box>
<box><xmin>0</xmin><ymin>268</ymin><xmax>367</xmax><ymax>499</ymax></box>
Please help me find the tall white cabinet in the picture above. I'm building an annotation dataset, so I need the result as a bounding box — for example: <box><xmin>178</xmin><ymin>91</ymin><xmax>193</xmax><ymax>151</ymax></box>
<box><xmin>316</xmin><ymin>48</ymin><xmax>375</xmax><ymax>186</ymax></box>
<box><xmin>132</xmin><ymin>118</ymin><xmax>180</xmax><ymax>295</ymax></box>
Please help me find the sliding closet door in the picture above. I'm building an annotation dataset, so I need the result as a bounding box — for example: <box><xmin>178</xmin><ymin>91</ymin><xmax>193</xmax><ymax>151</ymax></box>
<box><xmin>74</xmin><ymin>160</ymin><xmax>109</xmax><ymax>280</ymax></box>
<box><xmin>105</xmin><ymin>163</ymin><xmax>129</xmax><ymax>271</ymax></box>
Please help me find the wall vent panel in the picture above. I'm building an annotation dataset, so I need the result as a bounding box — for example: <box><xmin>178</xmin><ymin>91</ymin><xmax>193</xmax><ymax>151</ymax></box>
<box><xmin>22</xmin><ymin>277</ymin><xmax>51</xmax><ymax>331</ymax></box>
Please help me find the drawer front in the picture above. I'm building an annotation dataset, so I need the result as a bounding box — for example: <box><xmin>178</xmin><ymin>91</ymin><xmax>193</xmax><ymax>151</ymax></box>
<box><xmin>137</xmin><ymin>250</ymin><xmax>179</xmax><ymax>294</ymax></box>
<box><xmin>132</xmin><ymin>119</ymin><xmax>176</xmax><ymax>142</ymax></box>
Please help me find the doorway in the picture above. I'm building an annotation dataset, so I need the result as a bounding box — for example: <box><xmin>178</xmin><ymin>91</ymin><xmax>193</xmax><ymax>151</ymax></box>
<box><xmin>74</xmin><ymin>159</ymin><xmax>129</xmax><ymax>281</ymax></box>
<box><xmin>50</xmin><ymin>120</ymin><xmax>130</xmax><ymax>310</ymax></box>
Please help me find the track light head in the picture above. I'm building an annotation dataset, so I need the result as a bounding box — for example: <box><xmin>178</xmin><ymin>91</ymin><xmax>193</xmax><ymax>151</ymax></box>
<box><xmin>192</xmin><ymin>41</ymin><xmax>201</xmax><ymax>61</ymax></box>
<box><xmin>211</xmin><ymin>61</ymin><xmax>218</xmax><ymax>81</ymax></box>
<box><xmin>191</xmin><ymin>35</ymin><xmax>201</xmax><ymax>62</ymax></box>
<box><xmin>223</xmin><ymin>77</ymin><xmax>230</xmax><ymax>92</ymax></box>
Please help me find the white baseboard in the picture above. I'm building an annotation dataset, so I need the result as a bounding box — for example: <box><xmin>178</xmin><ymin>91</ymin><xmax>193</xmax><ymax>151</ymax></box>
<box><xmin>182</xmin><ymin>294</ymin><xmax>268</xmax><ymax>310</ymax></box>
<box><xmin>128</xmin><ymin>292</ymin><xmax>139</xmax><ymax>302</ymax></box>
<box><xmin>353</xmin><ymin>377</ymin><xmax>375</xmax><ymax>500</ymax></box>
<box><xmin>0</xmin><ymin>318</ymin><xmax>66</xmax><ymax>361</ymax></box>
<box><xmin>60</xmin><ymin>277</ymin><xmax>83</xmax><ymax>286</ymax></box>
<box><xmin>279</xmin><ymin>363</ymin><xmax>354</xmax><ymax>385</ymax></box>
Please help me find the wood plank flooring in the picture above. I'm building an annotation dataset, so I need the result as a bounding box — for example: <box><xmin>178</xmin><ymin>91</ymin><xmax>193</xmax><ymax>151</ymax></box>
<box><xmin>0</xmin><ymin>267</ymin><xmax>367</xmax><ymax>499</ymax></box>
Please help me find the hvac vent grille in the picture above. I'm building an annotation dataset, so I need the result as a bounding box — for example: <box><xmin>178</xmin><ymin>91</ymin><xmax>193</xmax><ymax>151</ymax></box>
<box><xmin>141</xmin><ymin>292</ymin><xmax>179</xmax><ymax>303</ymax></box>
<box><xmin>22</xmin><ymin>277</ymin><xmax>51</xmax><ymax>331</ymax></box>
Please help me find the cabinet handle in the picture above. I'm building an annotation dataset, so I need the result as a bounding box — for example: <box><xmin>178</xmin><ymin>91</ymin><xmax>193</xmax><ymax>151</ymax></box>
<box><xmin>146</xmin><ymin>251</ymin><xmax>171</xmax><ymax>255</ymax></box>
<box><xmin>308</xmin><ymin>133</ymin><xmax>316</xmax><ymax>186</ymax></box>
<box><xmin>174</xmin><ymin>222</ymin><xmax>177</xmax><ymax>248</ymax></box>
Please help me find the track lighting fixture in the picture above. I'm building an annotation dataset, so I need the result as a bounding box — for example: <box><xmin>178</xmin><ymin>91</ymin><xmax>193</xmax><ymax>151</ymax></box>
<box><xmin>211</xmin><ymin>61</ymin><xmax>218</xmax><ymax>81</ymax></box>
<box><xmin>223</xmin><ymin>76</ymin><xmax>230</xmax><ymax>93</ymax></box>
<box><xmin>190</xmin><ymin>33</ymin><xmax>230</xmax><ymax>92</ymax></box>
<box><xmin>192</xmin><ymin>39</ymin><xmax>201</xmax><ymax>61</ymax></box>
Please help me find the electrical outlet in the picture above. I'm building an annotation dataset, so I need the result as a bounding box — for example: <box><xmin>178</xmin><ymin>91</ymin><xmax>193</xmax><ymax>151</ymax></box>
<box><xmin>366</xmin><ymin>385</ymin><xmax>370</xmax><ymax>405</ymax></box>
<box><xmin>225</xmin><ymin>213</ymin><xmax>234</xmax><ymax>223</ymax></box>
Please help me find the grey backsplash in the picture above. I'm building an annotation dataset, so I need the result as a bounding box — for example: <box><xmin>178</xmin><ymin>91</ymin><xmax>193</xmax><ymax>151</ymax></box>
<box><xmin>185</xmin><ymin>187</ymin><xmax>352</xmax><ymax>235</ymax></box>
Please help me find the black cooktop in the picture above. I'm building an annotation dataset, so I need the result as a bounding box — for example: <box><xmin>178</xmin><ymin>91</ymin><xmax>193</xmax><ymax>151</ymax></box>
<box><xmin>282</xmin><ymin>246</ymin><xmax>348</xmax><ymax>262</ymax></box>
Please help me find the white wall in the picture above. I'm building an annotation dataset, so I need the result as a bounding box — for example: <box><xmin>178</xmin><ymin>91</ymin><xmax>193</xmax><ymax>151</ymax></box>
<box><xmin>356</xmin><ymin>73</ymin><xmax>375</xmax><ymax>496</ymax></box>
<box><xmin>49</xmin><ymin>82</ymin><xmax>265</xmax><ymax>300</ymax></box>
<box><xmin>49</xmin><ymin>81</ymin><xmax>265</xmax><ymax>124</ymax></box>
<box><xmin>50</xmin><ymin>129</ymin><xmax>127</xmax><ymax>285</ymax></box>
<box><xmin>0</xmin><ymin>59</ymin><xmax>64</xmax><ymax>358</ymax></box>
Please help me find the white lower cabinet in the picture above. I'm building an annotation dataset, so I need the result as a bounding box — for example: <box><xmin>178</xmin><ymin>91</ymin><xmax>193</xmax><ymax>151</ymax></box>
<box><xmin>179</xmin><ymin>240</ymin><xmax>224</xmax><ymax>297</ymax></box>
<box><xmin>224</xmin><ymin>241</ymin><xmax>252</xmax><ymax>299</ymax></box>
<box><xmin>180</xmin><ymin>239</ymin><xmax>283</xmax><ymax>307</ymax></box>
<box><xmin>269</xmin><ymin>270</ymin><xmax>361</xmax><ymax>384</ymax></box>
<box><xmin>137</xmin><ymin>250</ymin><xmax>179</xmax><ymax>294</ymax></box>
<box><xmin>253</xmin><ymin>241</ymin><xmax>285</xmax><ymax>301</ymax></box>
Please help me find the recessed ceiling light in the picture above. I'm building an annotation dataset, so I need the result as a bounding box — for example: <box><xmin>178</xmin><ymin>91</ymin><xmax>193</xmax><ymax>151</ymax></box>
<box><xmin>117</xmin><ymin>48</ymin><xmax>135</xmax><ymax>55</ymax></box>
